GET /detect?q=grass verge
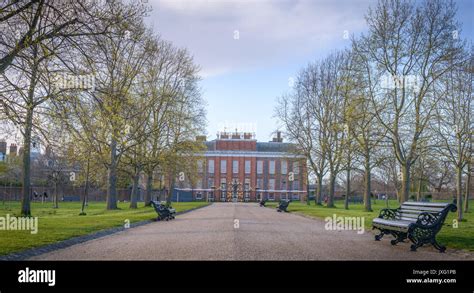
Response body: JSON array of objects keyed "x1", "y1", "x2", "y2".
[
  {"x1": 265, "y1": 199, "x2": 474, "y2": 251},
  {"x1": 0, "y1": 201, "x2": 209, "y2": 256}
]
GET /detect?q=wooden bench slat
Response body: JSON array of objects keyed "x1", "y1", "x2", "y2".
[
  {"x1": 400, "y1": 217, "x2": 418, "y2": 222},
  {"x1": 401, "y1": 202, "x2": 449, "y2": 207},
  {"x1": 401, "y1": 205, "x2": 445, "y2": 212},
  {"x1": 399, "y1": 213, "x2": 419, "y2": 219}
]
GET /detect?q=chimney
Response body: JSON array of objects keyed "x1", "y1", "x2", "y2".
[
  {"x1": 9, "y1": 144, "x2": 17, "y2": 156},
  {"x1": 220, "y1": 132, "x2": 229, "y2": 139},
  {"x1": 231, "y1": 129, "x2": 241, "y2": 139},
  {"x1": 272, "y1": 131, "x2": 283, "y2": 142}
]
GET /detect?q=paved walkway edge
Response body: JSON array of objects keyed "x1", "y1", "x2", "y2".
[{"x1": 0, "y1": 203, "x2": 212, "y2": 261}]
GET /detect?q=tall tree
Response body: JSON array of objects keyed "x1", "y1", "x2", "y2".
[{"x1": 357, "y1": 0, "x2": 464, "y2": 202}]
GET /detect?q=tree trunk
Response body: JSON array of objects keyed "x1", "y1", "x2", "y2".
[
  {"x1": 53, "y1": 181, "x2": 59, "y2": 209},
  {"x1": 144, "y1": 171, "x2": 153, "y2": 206},
  {"x1": 344, "y1": 167, "x2": 350, "y2": 210},
  {"x1": 20, "y1": 106, "x2": 33, "y2": 216},
  {"x1": 464, "y1": 161, "x2": 471, "y2": 213},
  {"x1": 106, "y1": 138, "x2": 118, "y2": 210},
  {"x1": 80, "y1": 157, "x2": 90, "y2": 215},
  {"x1": 129, "y1": 170, "x2": 139, "y2": 209},
  {"x1": 456, "y1": 166, "x2": 463, "y2": 221},
  {"x1": 167, "y1": 174, "x2": 175, "y2": 206},
  {"x1": 417, "y1": 172, "x2": 423, "y2": 202},
  {"x1": 364, "y1": 156, "x2": 372, "y2": 212},
  {"x1": 400, "y1": 163, "x2": 410, "y2": 203},
  {"x1": 327, "y1": 172, "x2": 336, "y2": 208},
  {"x1": 315, "y1": 173, "x2": 323, "y2": 205}
]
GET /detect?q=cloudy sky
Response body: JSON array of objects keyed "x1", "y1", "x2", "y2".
[{"x1": 146, "y1": 0, "x2": 473, "y2": 141}]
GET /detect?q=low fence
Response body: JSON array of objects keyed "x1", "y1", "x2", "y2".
[
  {"x1": 0, "y1": 186, "x2": 152, "y2": 202},
  {"x1": 0, "y1": 185, "x2": 456, "y2": 202}
]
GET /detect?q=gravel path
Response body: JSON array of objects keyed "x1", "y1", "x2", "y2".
[{"x1": 29, "y1": 203, "x2": 473, "y2": 260}]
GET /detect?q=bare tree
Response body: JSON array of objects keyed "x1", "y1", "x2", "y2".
[
  {"x1": 432, "y1": 56, "x2": 473, "y2": 220},
  {"x1": 357, "y1": 0, "x2": 464, "y2": 202}
]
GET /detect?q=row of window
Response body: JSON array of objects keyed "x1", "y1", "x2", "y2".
[
  {"x1": 194, "y1": 192, "x2": 301, "y2": 201},
  {"x1": 202, "y1": 159, "x2": 299, "y2": 175},
  {"x1": 191, "y1": 177, "x2": 300, "y2": 190}
]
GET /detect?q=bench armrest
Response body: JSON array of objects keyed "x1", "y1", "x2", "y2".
[
  {"x1": 378, "y1": 208, "x2": 399, "y2": 220},
  {"x1": 410, "y1": 212, "x2": 441, "y2": 230}
]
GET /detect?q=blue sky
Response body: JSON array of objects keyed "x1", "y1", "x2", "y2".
[{"x1": 148, "y1": 0, "x2": 473, "y2": 142}]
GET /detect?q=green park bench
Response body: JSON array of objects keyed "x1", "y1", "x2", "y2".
[{"x1": 277, "y1": 199, "x2": 291, "y2": 212}]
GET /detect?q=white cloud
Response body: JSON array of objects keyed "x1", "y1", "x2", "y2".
[{"x1": 147, "y1": 0, "x2": 373, "y2": 77}]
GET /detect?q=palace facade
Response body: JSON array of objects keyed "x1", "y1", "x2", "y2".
[{"x1": 173, "y1": 131, "x2": 307, "y2": 202}]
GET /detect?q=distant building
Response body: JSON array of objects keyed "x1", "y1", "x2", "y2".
[
  {"x1": 0, "y1": 140, "x2": 6, "y2": 162},
  {"x1": 173, "y1": 131, "x2": 307, "y2": 202},
  {"x1": 9, "y1": 144, "x2": 17, "y2": 156}
]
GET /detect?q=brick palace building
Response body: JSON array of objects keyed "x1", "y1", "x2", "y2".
[{"x1": 173, "y1": 131, "x2": 307, "y2": 202}]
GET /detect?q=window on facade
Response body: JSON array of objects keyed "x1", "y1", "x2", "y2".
[
  {"x1": 257, "y1": 178, "x2": 263, "y2": 189},
  {"x1": 257, "y1": 160, "x2": 263, "y2": 174},
  {"x1": 293, "y1": 180, "x2": 299, "y2": 190},
  {"x1": 232, "y1": 160, "x2": 239, "y2": 173},
  {"x1": 220, "y1": 178, "x2": 227, "y2": 199},
  {"x1": 208, "y1": 160, "x2": 214, "y2": 173},
  {"x1": 268, "y1": 179, "x2": 275, "y2": 190},
  {"x1": 195, "y1": 193, "x2": 202, "y2": 200},
  {"x1": 268, "y1": 193, "x2": 275, "y2": 201},
  {"x1": 281, "y1": 160, "x2": 287, "y2": 174},
  {"x1": 197, "y1": 160, "x2": 203, "y2": 173},
  {"x1": 281, "y1": 180, "x2": 287, "y2": 191},
  {"x1": 221, "y1": 160, "x2": 227, "y2": 173},
  {"x1": 244, "y1": 178, "x2": 250, "y2": 190},
  {"x1": 293, "y1": 161, "x2": 299, "y2": 174},
  {"x1": 245, "y1": 160, "x2": 251, "y2": 174},
  {"x1": 269, "y1": 160, "x2": 275, "y2": 174},
  {"x1": 208, "y1": 178, "x2": 214, "y2": 189},
  {"x1": 196, "y1": 179, "x2": 202, "y2": 189}
]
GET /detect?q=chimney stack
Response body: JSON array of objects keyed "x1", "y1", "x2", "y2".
[
  {"x1": 272, "y1": 131, "x2": 283, "y2": 142},
  {"x1": 9, "y1": 144, "x2": 17, "y2": 156}
]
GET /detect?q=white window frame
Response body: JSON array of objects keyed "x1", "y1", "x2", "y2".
[
  {"x1": 208, "y1": 160, "x2": 214, "y2": 174},
  {"x1": 245, "y1": 160, "x2": 251, "y2": 174},
  {"x1": 257, "y1": 160, "x2": 263, "y2": 174},
  {"x1": 232, "y1": 160, "x2": 239, "y2": 173},
  {"x1": 221, "y1": 160, "x2": 227, "y2": 173},
  {"x1": 268, "y1": 178, "x2": 275, "y2": 190},
  {"x1": 281, "y1": 160, "x2": 287, "y2": 174},
  {"x1": 293, "y1": 161, "x2": 299, "y2": 174},
  {"x1": 269, "y1": 160, "x2": 275, "y2": 175}
]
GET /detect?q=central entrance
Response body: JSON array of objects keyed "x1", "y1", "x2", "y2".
[{"x1": 231, "y1": 178, "x2": 239, "y2": 202}]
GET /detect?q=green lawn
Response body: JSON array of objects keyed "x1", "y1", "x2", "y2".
[
  {"x1": 0, "y1": 201, "x2": 209, "y2": 256},
  {"x1": 266, "y1": 199, "x2": 474, "y2": 251}
]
